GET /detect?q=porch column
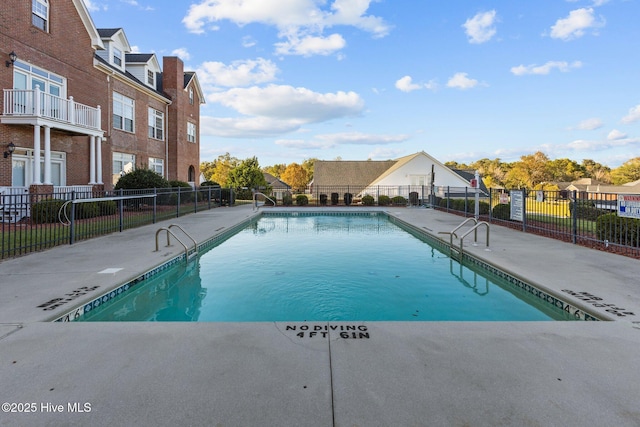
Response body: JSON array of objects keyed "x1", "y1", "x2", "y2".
[
  {"x1": 96, "y1": 136, "x2": 103, "y2": 184},
  {"x1": 89, "y1": 136, "x2": 96, "y2": 184},
  {"x1": 43, "y1": 126, "x2": 52, "y2": 185},
  {"x1": 33, "y1": 125, "x2": 42, "y2": 184}
]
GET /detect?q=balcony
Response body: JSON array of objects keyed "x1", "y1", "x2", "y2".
[{"x1": 2, "y1": 88, "x2": 102, "y2": 135}]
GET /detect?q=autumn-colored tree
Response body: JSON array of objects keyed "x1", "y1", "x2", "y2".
[
  {"x1": 206, "y1": 153, "x2": 240, "y2": 187},
  {"x1": 547, "y1": 158, "x2": 585, "y2": 182},
  {"x1": 281, "y1": 163, "x2": 309, "y2": 192},
  {"x1": 582, "y1": 159, "x2": 611, "y2": 183},
  {"x1": 469, "y1": 158, "x2": 509, "y2": 189},
  {"x1": 504, "y1": 151, "x2": 550, "y2": 189},
  {"x1": 199, "y1": 161, "x2": 217, "y2": 182},
  {"x1": 610, "y1": 157, "x2": 640, "y2": 185},
  {"x1": 263, "y1": 164, "x2": 286, "y2": 178}
]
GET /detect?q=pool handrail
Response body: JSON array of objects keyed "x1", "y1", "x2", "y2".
[
  {"x1": 253, "y1": 192, "x2": 276, "y2": 211},
  {"x1": 438, "y1": 217, "x2": 479, "y2": 248},
  {"x1": 155, "y1": 224, "x2": 198, "y2": 262},
  {"x1": 458, "y1": 221, "x2": 490, "y2": 258}
]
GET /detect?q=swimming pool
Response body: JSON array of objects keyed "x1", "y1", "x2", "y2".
[{"x1": 74, "y1": 212, "x2": 577, "y2": 322}]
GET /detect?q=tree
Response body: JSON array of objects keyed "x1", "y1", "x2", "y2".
[
  {"x1": 301, "y1": 158, "x2": 317, "y2": 183},
  {"x1": 469, "y1": 158, "x2": 509, "y2": 189},
  {"x1": 582, "y1": 159, "x2": 611, "y2": 183},
  {"x1": 227, "y1": 157, "x2": 268, "y2": 190},
  {"x1": 504, "y1": 151, "x2": 550, "y2": 189},
  {"x1": 199, "y1": 161, "x2": 217, "y2": 182},
  {"x1": 208, "y1": 153, "x2": 240, "y2": 187},
  {"x1": 610, "y1": 157, "x2": 640, "y2": 185},
  {"x1": 547, "y1": 158, "x2": 585, "y2": 182},
  {"x1": 281, "y1": 163, "x2": 309, "y2": 192},
  {"x1": 263, "y1": 164, "x2": 286, "y2": 178}
]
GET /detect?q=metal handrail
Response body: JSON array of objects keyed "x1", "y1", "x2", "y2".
[
  {"x1": 438, "y1": 217, "x2": 479, "y2": 247},
  {"x1": 155, "y1": 224, "x2": 198, "y2": 262},
  {"x1": 458, "y1": 221, "x2": 490, "y2": 258},
  {"x1": 253, "y1": 192, "x2": 276, "y2": 211}
]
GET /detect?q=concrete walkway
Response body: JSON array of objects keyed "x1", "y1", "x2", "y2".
[{"x1": 1, "y1": 205, "x2": 639, "y2": 426}]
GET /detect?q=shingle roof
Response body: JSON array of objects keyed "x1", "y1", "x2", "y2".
[
  {"x1": 97, "y1": 28, "x2": 121, "y2": 37},
  {"x1": 93, "y1": 54, "x2": 169, "y2": 100},
  {"x1": 125, "y1": 53, "x2": 154, "y2": 63},
  {"x1": 263, "y1": 172, "x2": 291, "y2": 190},
  {"x1": 313, "y1": 160, "x2": 397, "y2": 194}
]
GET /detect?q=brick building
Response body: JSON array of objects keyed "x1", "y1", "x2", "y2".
[{"x1": 0, "y1": 0, "x2": 204, "y2": 204}]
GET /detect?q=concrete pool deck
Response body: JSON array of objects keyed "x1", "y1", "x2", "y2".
[{"x1": 1, "y1": 205, "x2": 639, "y2": 426}]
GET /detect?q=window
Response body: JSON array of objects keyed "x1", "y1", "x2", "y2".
[
  {"x1": 32, "y1": 0, "x2": 48, "y2": 32},
  {"x1": 410, "y1": 175, "x2": 428, "y2": 186},
  {"x1": 148, "y1": 108, "x2": 164, "y2": 140},
  {"x1": 187, "y1": 122, "x2": 196, "y2": 143},
  {"x1": 189, "y1": 87, "x2": 194, "y2": 105},
  {"x1": 13, "y1": 61, "x2": 65, "y2": 97},
  {"x1": 147, "y1": 70, "x2": 155, "y2": 86},
  {"x1": 113, "y1": 47, "x2": 123, "y2": 67},
  {"x1": 112, "y1": 152, "x2": 135, "y2": 184},
  {"x1": 113, "y1": 92, "x2": 134, "y2": 132},
  {"x1": 149, "y1": 158, "x2": 164, "y2": 176}
]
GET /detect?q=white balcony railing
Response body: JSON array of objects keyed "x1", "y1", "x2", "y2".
[{"x1": 3, "y1": 88, "x2": 101, "y2": 131}]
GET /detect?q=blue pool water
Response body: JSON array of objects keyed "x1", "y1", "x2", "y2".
[{"x1": 77, "y1": 213, "x2": 574, "y2": 322}]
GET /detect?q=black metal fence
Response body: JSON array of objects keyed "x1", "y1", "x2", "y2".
[
  {"x1": 435, "y1": 188, "x2": 640, "y2": 259},
  {"x1": 1, "y1": 186, "x2": 232, "y2": 259},
  {"x1": 3, "y1": 184, "x2": 639, "y2": 260}
]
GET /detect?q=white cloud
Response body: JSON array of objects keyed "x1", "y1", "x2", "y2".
[
  {"x1": 395, "y1": 76, "x2": 421, "y2": 93},
  {"x1": 510, "y1": 60, "x2": 582, "y2": 76},
  {"x1": 446, "y1": 72, "x2": 479, "y2": 90},
  {"x1": 171, "y1": 48, "x2": 191, "y2": 61},
  {"x1": 196, "y1": 58, "x2": 279, "y2": 88},
  {"x1": 550, "y1": 8, "x2": 604, "y2": 41},
  {"x1": 202, "y1": 85, "x2": 365, "y2": 138},
  {"x1": 573, "y1": 118, "x2": 603, "y2": 130},
  {"x1": 275, "y1": 132, "x2": 409, "y2": 150},
  {"x1": 274, "y1": 33, "x2": 346, "y2": 56},
  {"x1": 621, "y1": 105, "x2": 640, "y2": 124},
  {"x1": 463, "y1": 10, "x2": 497, "y2": 44},
  {"x1": 129, "y1": 45, "x2": 140, "y2": 53},
  {"x1": 182, "y1": 0, "x2": 390, "y2": 56},
  {"x1": 209, "y1": 85, "x2": 364, "y2": 121},
  {"x1": 608, "y1": 129, "x2": 627, "y2": 140}
]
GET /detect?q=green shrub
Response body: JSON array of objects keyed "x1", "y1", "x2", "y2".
[
  {"x1": 295, "y1": 195, "x2": 309, "y2": 206},
  {"x1": 98, "y1": 200, "x2": 117, "y2": 216},
  {"x1": 391, "y1": 195, "x2": 407, "y2": 205},
  {"x1": 200, "y1": 180, "x2": 220, "y2": 187},
  {"x1": 114, "y1": 168, "x2": 169, "y2": 190},
  {"x1": 283, "y1": 193, "x2": 293, "y2": 206},
  {"x1": 221, "y1": 188, "x2": 235, "y2": 206},
  {"x1": 169, "y1": 180, "x2": 195, "y2": 204},
  {"x1": 378, "y1": 195, "x2": 391, "y2": 206},
  {"x1": 492, "y1": 203, "x2": 511, "y2": 220},
  {"x1": 596, "y1": 213, "x2": 640, "y2": 247},
  {"x1": 478, "y1": 201, "x2": 490, "y2": 215},
  {"x1": 76, "y1": 202, "x2": 100, "y2": 219},
  {"x1": 235, "y1": 188, "x2": 253, "y2": 200},
  {"x1": 361, "y1": 195, "x2": 375, "y2": 206},
  {"x1": 31, "y1": 199, "x2": 66, "y2": 224},
  {"x1": 570, "y1": 200, "x2": 608, "y2": 221}
]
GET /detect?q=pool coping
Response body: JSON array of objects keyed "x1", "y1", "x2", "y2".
[{"x1": 52, "y1": 208, "x2": 604, "y2": 323}]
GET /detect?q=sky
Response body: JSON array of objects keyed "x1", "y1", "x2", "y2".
[{"x1": 84, "y1": 0, "x2": 640, "y2": 168}]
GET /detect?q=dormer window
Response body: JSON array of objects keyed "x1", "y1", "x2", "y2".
[
  {"x1": 147, "y1": 70, "x2": 154, "y2": 86},
  {"x1": 32, "y1": 0, "x2": 49, "y2": 32},
  {"x1": 113, "y1": 47, "x2": 123, "y2": 67}
]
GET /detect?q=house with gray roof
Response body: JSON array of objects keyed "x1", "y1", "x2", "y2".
[{"x1": 312, "y1": 152, "x2": 487, "y2": 205}]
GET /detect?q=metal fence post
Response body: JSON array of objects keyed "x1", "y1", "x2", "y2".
[
  {"x1": 118, "y1": 189, "x2": 124, "y2": 232},
  {"x1": 176, "y1": 187, "x2": 181, "y2": 217},
  {"x1": 522, "y1": 188, "x2": 527, "y2": 232},
  {"x1": 153, "y1": 187, "x2": 157, "y2": 224},
  {"x1": 572, "y1": 190, "x2": 578, "y2": 244},
  {"x1": 69, "y1": 191, "x2": 76, "y2": 244}
]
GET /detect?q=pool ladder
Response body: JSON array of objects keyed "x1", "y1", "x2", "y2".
[
  {"x1": 155, "y1": 224, "x2": 198, "y2": 262},
  {"x1": 438, "y1": 218, "x2": 490, "y2": 260}
]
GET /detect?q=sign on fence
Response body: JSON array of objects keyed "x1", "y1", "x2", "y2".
[
  {"x1": 510, "y1": 190, "x2": 524, "y2": 222},
  {"x1": 617, "y1": 194, "x2": 640, "y2": 219}
]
